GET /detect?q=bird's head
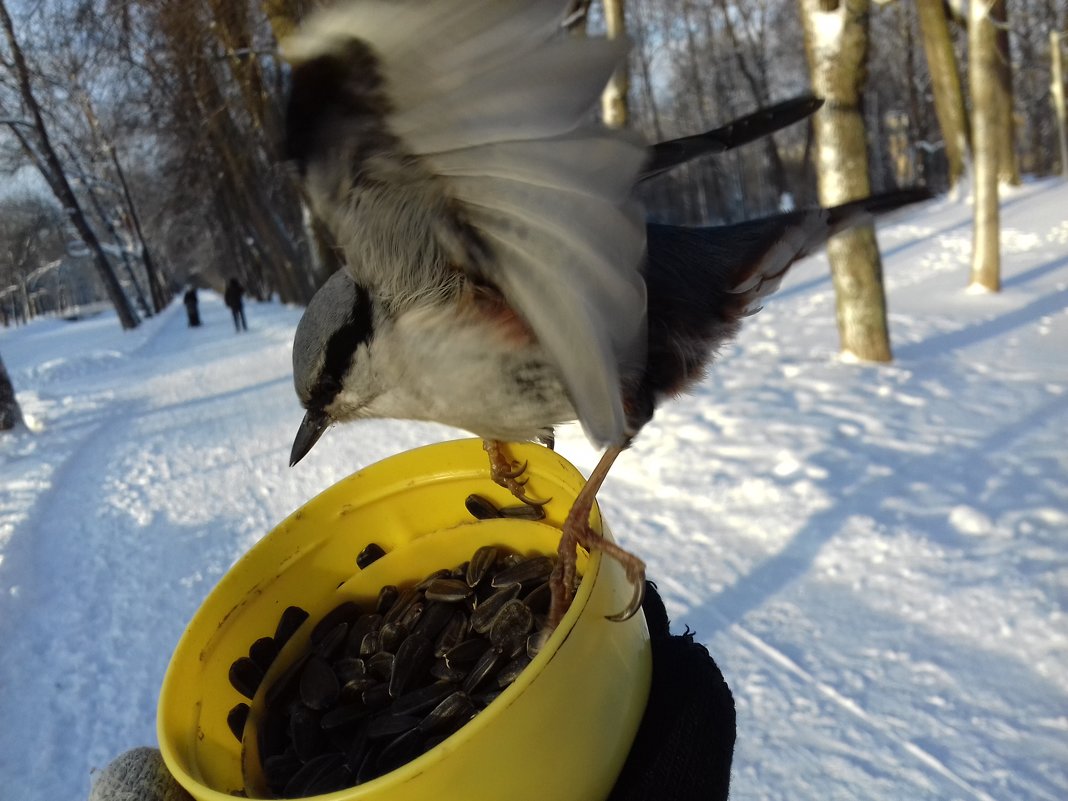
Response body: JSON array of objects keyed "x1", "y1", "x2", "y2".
[{"x1": 290, "y1": 269, "x2": 376, "y2": 466}]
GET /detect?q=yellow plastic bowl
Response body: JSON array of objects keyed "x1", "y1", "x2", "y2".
[{"x1": 158, "y1": 439, "x2": 652, "y2": 801}]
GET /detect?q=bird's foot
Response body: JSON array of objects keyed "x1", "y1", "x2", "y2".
[
  {"x1": 483, "y1": 440, "x2": 550, "y2": 506},
  {"x1": 547, "y1": 494, "x2": 646, "y2": 629}
]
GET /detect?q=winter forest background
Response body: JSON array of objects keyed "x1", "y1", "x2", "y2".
[
  {"x1": 1, "y1": 1, "x2": 1067, "y2": 800},
  {"x1": 0, "y1": 0, "x2": 1066, "y2": 332}
]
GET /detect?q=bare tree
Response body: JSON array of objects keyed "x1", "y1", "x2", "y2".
[
  {"x1": 1051, "y1": 30, "x2": 1067, "y2": 176},
  {"x1": 0, "y1": 195, "x2": 66, "y2": 321},
  {"x1": 0, "y1": 0, "x2": 139, "y2": 329},
  {"x1": 991, "y1": 0, "x2": 1021, "y2": 185},
  {"x1": 916, "y1": 0, "x2": 971, "y2": 186},
  {"x1": 799, "y1": 0, "x2": 892, "y2": 362},
  {"x1": 0, "y1": 352, "x2": 23, "y2": 431},
  {"x1": 969, "y1": 0, "x2": 1002, "y2": 292}
]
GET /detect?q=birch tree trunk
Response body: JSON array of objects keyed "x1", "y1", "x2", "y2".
[
  {"x1": 969, "y1": 0, "x2": 1002, "y2": 291},
  {"x1": 799, "y1": 0, "x2": 892, "y2": 362},
  {"x1": 916, "y1": 0, "x2": 970, "y2": 186},
  {"x1": 0, "y1": 352, "x2": 25, "y2": 432}
]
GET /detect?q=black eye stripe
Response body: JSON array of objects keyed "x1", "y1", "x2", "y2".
[{"x1": 310, "y1": 284, "x2": 373, "y2": 410}]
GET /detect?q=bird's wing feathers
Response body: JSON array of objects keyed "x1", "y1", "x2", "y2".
[
  {"x1": 283, "y1": 0, "x2": 648, "y2": 447},
  {"x1": 641, "y1": 95, "x2": 823, "y2": 182}
]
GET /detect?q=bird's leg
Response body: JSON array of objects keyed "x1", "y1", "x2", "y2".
[
  {"x1": 483, "y1": 439, "x2": 550, "y2": 506},
  {"x1": 548, "y1": 443, "x2": 646, "y2": 628}
]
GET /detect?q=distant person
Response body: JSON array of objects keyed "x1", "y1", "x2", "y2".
[
  {"x1": 224, "y1": 278, "x2": 247, "y2": 333},
  {"x1": 183, "y1": 287, "x2": 200, "y2": 328}
]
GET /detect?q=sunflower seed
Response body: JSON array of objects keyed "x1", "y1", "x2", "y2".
[
  {"x1": 284, "y1": 752, "x2": 344, "y2": 797},
  {"x1": 376, "y1": 728, "x2": 425, "y2": 774},
  {"x1": 339, "y1": 676, "x2": 376, "y2": 704},
  {"x1": 355, "y1": 744, "x2": 384, "y2": 784},
  {"x1": 465, "y1": 546, "x2": 498, "y2": 587},
  {"x1": 464, "y1": 494, "x2": 502, "y2": 520},
  {"x1": 527, "y1": 628, "x2": 551, "y2": 659},
  {"x1": 362, "y1": 682, "x2": 392, "y2": 711},
  {"x1": 228, "y1": 657, "x2": 264, "y2": 700},
  {"x1": 383, "y1": 588, "x2": 420, "y2": 625},
  {"x1": 262, "y1": 750, "x2": 301, "y2": 795},
  {"x1": 523, "y1": 581, "x2": 551, "y2": 614},
  {"x1": 470, "y1": 584, "x2": 521, "y2": 634},
  {"x1": 314, "y1": 622, "x2": 349, "y2": 660},
  {"x1": 462, "y1": 647, "x2": 504, "y2": 695},
  {"x1": 433, "y1": 610, "x2": 469, "y2": 657},
  {"x1": 429, "y1": 658, "x2": 467, "y2": 682},
  {"x1": 444, "y1": 637, "x2": 490, "y2": 668},
  {"x1": 289, "y1": 705, "x2": 325, "y2": 763},
  {"x1": 489, "y1": 599, "x2": 533, "y2": 655},
  {"x1": 498, "y1": 504, "x2": 546, "y2": 521},
  {"x1": 311, "y1": 602, "x2": 361, "y2": 645},
  {"x1": 367, "y1": 651, "x2": 395, "y2": 682},
  {"x1": 497, "y1": 654, "x2": 532, "y2": 688},
  {"x1": 415, "y1": 569, "x2": 451, "y2": 590},
  {"x1": 390, "y1": 681, "x2": 454, "y2": 717},
  {"x1": 491, "y1": 555, "x2": 554, "y2": 589},
  {"x1": 226, "y1": 703, "x2": 249, "y2": 742},
  {"x1": 356, "y1": 543, "x2": 386, "y2": 569},
  {"x1": 332, "y1": 657, "x2": 365, "y2": 685},
  {"x1": 320, "y1": 703, "x2": 368, "y2": 731},
  {"x1": 378, "y1": 621, "x2": 408, "y2": 654},
  {"x1": 367, "y1": 713, "x2": 421, "y2": 740},
  {"x1": 390, "y1": 634, "x2": 433, "y2": 697},
  {"x1": 418, "y1": 691, "x2": 475, "y2": 734},
  {"x1": 346, "y1": 614, "x2": 382, "y2": 657},
  {"x1": 358, "y1": 630, "x2": 380, "y2": 658},
  {"x1": 300, "y1": 655, "x2": 339, "y2": 711},
  {"x1": 423, "y1": 578, "x2": 473, "y2": 603},
  {"x1": 273, "y1": 606, "x2": 309, "y2": 649},
  {"x1": 399, "y1": 601, "x2": 424, "y2": 630},
  {"x1": 303, "y1": 758, "x2": 353, "y2": 796},
  {"x1": 412, "y1": 600, "x2": 454, "y2": 640},
  {"x1": 248, "y1": 637, "x2": 278, "y2": 674},
  {"x1": 376, "y1": 585, "x2": 399, "y2": 616}
]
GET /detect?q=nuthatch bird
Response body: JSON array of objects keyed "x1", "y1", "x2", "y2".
[{"x1": 283, "y1": 0, "x2": 927, "y2": 625}]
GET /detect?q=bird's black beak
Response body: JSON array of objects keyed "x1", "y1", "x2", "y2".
[{"x1": 290, "y1": 410, "x2": 330, "y2": 466}]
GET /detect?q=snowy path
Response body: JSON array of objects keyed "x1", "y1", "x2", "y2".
[{"x1": 1, "y1": 183, "x2": 1066, "y2": 800}]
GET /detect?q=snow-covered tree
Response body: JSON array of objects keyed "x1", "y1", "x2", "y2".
[{"x1": 798, "y1": 0, "x2": 893, "y2": 361}]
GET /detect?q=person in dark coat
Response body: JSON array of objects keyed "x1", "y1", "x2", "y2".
[
  {"x1": 183, "y1": 287, "x2": 200, "y2": 327},
  {"x1": 224, "y1": 278, "x2": 247, "y2": 332}
]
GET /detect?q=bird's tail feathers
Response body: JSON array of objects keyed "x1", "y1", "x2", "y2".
[{"x1": 638, "y1": 188, "x2": 932, "y2": 412}]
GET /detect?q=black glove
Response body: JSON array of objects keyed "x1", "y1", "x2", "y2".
[{"x1": 607, "y1": 582, "x2": 736, "y2": 801}]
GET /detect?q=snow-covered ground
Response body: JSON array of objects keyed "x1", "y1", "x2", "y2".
[{"x1": 1, "y1": 181, "x2": 1066, "y2": 801}]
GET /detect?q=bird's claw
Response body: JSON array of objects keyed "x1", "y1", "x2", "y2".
[
  {"x1": 605, "y1": 569, "x2": 646, "y2": 622},
  {"x1": 495, "y1": 459, "x2": 528, "y2": 480},
  {"x1": 485, "y1": 442, "x2": 552, "y2": 506}
]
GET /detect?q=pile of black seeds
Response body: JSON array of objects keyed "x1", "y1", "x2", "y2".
[{"x1": 228, "y1": 543, "x2": 557, "y2": 798}]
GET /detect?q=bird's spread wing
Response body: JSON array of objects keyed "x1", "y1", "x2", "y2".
[{"x1": 283, "y1": 0, "x2": 648, "y2": 447}]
